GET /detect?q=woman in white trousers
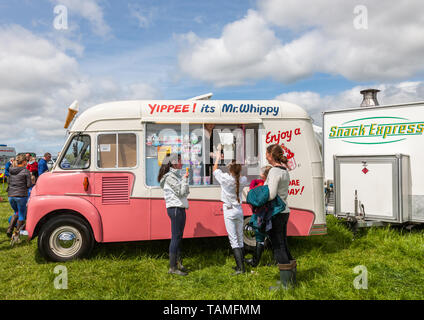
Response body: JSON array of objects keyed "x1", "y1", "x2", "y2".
[{"x1": 212, "y1": 148, "x2": 248, "y2": 275}]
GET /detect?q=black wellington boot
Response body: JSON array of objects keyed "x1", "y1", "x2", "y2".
[
  {"x1": 232, "y1": 247, "x2": 246, "y2": 271},
  {"x1": 177, "y1": 253, "x2": 188, "y2": 273},
  {"x1": 246, "y1": 242, "x2": 264, "y2": 267},
  {"x1": 168, "y1": 253, "x2": 187, "y2": 276},
  {"x1": 6, "y1": 215, "x2": 18, "y2": 238},
  {"x1": 232, "y1": 248, "x2": 245, "y2": 275}
]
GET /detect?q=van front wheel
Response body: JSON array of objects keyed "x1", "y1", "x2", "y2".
[{"x1": 38, "y1": 215, "x2": 94, "y2": 262}]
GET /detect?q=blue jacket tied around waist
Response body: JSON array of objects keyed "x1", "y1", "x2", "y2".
[{"x1": 246, "y1": 185, "x2": 286, "y2": 235}]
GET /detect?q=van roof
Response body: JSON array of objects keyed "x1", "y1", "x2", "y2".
[{"x1": 70, "y1": 100, "x2": 310, "y2": 132}]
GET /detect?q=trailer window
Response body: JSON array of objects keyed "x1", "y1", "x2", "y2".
[
  {"x1": 60, "y1": 134, "x2": 91, "y2": 170},
  {"x1": 145, "y1": 123, "x2": 260, "y2": 186},
  {"x1": 97, "y1": 133, "x2": 137, "y2": 168}
]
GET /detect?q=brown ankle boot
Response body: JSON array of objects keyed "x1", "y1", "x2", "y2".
[{"x1": 6, "y1": 215, "x2": 18, "y2": 238}]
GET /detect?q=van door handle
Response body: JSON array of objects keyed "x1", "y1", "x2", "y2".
[{"x1": 83, "y1": 177, "x2": 89, "y2": 191}]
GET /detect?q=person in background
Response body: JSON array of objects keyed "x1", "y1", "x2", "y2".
[
  {"x1": 27, "y1": 156, "x2": 38, "y2": 182},
  {"x1": 213, "y1": 146, "x2": 249, "y2": 275},
  {"x1": 265, "y1": 144, "x2": 296, "y2": 289},
  {"x1": 204, "y1": 123, "x2": 217, "y2": 178},
  {"x1": 38, "y1": 152, "x2": 51, "y2": 177},
  {"x1": 25, "y1": 153, "x2": 31, "y2": 162},
  {"x1": 6, "y1": 155, "x2": 33, "y2": 238},
  {"x1": 158, "y1": 153, "x2": 190, "y2": 276},
  {"x1": 4, "y1": 157, "x2": 14, "y2": 182},
  {"x1": 249, "y1": 165, "x2": 272, "y2": 190}
]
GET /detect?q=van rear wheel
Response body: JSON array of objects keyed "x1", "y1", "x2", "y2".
[
  {"x1": 243, "y1": 216, "x2": 256, "y2": 251},
  {"x1": 38, "y1": 214, "x2": 94, "y2": 262}
]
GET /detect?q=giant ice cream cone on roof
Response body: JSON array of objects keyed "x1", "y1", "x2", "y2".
[{"x1": 64, "y1": 100, "x2": 79, "y2": 129}]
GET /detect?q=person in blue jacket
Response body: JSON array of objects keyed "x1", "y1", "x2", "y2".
[
  {"x1": 4, "y1": 157, "x2": 14, "y2": 179},
  {"x1": 38, "y1": 153, "x2": 51, "y2": 176}
]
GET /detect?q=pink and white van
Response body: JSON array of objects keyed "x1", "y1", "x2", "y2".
[{"x1": 26, "y1": 98, "x2": 326, "y2": 261}]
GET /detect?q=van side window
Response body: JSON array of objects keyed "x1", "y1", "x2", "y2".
[
  {"x1": 97, "y1": 133, "x2": 137, "y2": 168},
  {"x1": 118, "y1": 133, "x2": 137, "y2": 168},
  {"x1": 145, "y1": 123, "x2": 203, "y2": 186},
  {"x1": 60, "y1": 134, "x2": 91, "y2": 170}
]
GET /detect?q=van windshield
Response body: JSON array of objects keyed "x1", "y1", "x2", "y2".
[{"x1": 60, "y1": 134, "x2": 91, "y2": 170}]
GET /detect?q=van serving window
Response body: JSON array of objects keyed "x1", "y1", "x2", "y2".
[
  {"x1": 97, "y1": 133, "x2": 137, "y2": 169},
  {"x1": 145, "y1": 123, "x2": 260, "y2": 187},
  {"x1": 60, "y1": 134, "x2": 91, "y2": 170}
]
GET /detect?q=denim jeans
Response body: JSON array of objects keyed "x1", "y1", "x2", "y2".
[
  {"x1": 167, "y1": 207, "x2": 186, "y2": 255},
  {"x1": 8, "y1": 196, "x2": 28, "y2": 221},
  {"x1": 267, "y1": 212, "x2": 293, "y2": 264}
]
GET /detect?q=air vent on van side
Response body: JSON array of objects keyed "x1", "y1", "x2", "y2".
[{"x1": 102, "y1": 176, "x2": 130, "y2": 205}]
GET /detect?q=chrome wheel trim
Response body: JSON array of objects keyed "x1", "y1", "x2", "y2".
[
  {"x1": 243, "y1": 217, "x2": 257, "y2": 247},
  {"x1": 49, "y1": 226, "x2": 83, "y2": 258}
]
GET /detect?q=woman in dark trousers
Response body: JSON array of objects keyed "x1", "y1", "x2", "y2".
[
  {"x1": 264, "y1": 144, "x2": 296, "y2": 289},
  {"x1": 6, "y1": 155, "x2": 33, "y2": 238},
  {"x1": 158, "y1": 154, "x2": 190, "y2": 276}
]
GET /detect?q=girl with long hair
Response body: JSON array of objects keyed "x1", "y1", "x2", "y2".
[
  {"x1": 158, "y1": 153, "x2": 190, "y2": 276},
  {"x1": 212, "y1": 147, "x2": 248, "y2": 275},
  {"x1": 265, "y1": 143, "x2": 296, "y2": 289}
]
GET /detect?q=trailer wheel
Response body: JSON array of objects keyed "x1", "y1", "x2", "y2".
[
  {"x1": 243, "y1": 216, "x2": 256, "y2": 251},
  {"x1": 38, "y1": 214, "x2": 94, "y2": 262}
]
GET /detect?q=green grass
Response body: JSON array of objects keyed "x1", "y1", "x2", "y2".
[{"x1": 0, "y1": 183, "x2": 424, "y2": 300}]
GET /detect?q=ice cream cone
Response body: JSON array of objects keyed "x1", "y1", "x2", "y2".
[{"x1": 64, "y1": 100, "x2": 79, "y2": 129}]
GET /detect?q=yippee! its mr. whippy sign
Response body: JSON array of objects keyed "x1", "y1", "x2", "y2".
[
  {"x1": 142, "y1": 101, "x2": 281, "y2": 119},
  {"x1": 328, "y1": 116, "x2": 424, "y2": 145}
]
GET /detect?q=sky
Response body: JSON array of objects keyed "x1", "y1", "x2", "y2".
[{"x1": 1, "y1": 0, "x2": 424, "y2": 155}]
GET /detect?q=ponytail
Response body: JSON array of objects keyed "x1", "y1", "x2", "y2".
[{"x1": 229, "y1": 160, "x2": 242, "y2": 203}]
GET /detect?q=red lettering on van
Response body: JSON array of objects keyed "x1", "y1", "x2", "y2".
[
  {"x1": 149, "y1": 104, "x2": 157, "y2": 115},
  {"x1": 265, "y1": 132, "x2": 275, "y2": 144},
  {"x1": 289, "y1": 179, "x2": 300, "y2": 186},
  {"x1": 148, "y1": 103, "x2": 196, "y2": 113},
  {"x1": 266, "y1": 129, "x2": 301, "y2": 144}
]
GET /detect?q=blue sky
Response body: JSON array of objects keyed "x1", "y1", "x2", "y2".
[{"x1": 1, "y1": 0, "x2": 424, "y2": 154}]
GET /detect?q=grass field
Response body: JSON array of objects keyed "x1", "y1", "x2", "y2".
[{"x1": 0, "y1": 184, "x2": 424, "y2": 300}]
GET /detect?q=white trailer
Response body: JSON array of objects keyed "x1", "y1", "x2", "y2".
[{"x1": 323, "y1": 100, "x2": 424, "y2": 225}]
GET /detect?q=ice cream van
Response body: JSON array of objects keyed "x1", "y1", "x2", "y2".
[{"x1": 26, "y1": 96, "x2": 325, "y2": 261}]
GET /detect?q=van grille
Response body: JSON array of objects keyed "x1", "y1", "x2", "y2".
[{"x1": 102, "y1": 176, "x2": 130, "y2": 205}]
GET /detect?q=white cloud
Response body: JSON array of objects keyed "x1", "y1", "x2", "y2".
[
  {"x1": 194, "y1": 16, "x2": 203, "y2": 24},
  {"x1": 0, "y1": 25, "x2": 160, "y2": 155},
  {"x1": 127, "y1": 83, "x2": 160, "y2": 100},
  {"x1": 276, "y1": 81, "x2": 424, "y2": 125},
  {"x1": 178, "y1": 10, "x2": 280, "y2": 86},
  {"x1": 129, "y1": 4, "x2": 156, "y2": 29},
  {"x1": 51, "y1": 0, "x2": 111, "y2": 37},
  {"x1": 178, "y1": 0, "x2": 424, "y2": 86}
]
